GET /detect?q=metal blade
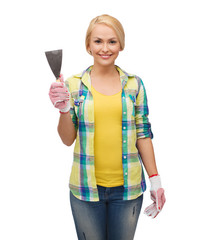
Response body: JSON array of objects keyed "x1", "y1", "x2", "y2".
[{"x1": 45, "y1": 49, "x2": 62, "y2": 79}]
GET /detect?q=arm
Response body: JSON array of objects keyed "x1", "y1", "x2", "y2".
[
  {"x1": 57, "y1": 77, "x2": 78, "y2": 146},
  {"x1": 136, "y1": 137, "x2": 158, "y2": 177},
  {"x1": 58, "y1": 112, "x2": 77, "y2": 146},
  {"x1": 137, "y1": 137, "x2": 166, "y2": 218},
  {"x1": 135, "y1": 78, "x2": 165, "y2": 218},
  {"x1": 135, "y1": 78, "x2": 156, "y2": 175},
  {"x1": 49, "y1": 75, "x2": 78, "y2": 146}
]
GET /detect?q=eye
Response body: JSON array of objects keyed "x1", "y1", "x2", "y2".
[
  {"x1": 110, "y1": 40, "x2": 117, "y2": 44},
  {"x1": 94, "y1": 40, "x2": 101, "y2": 43}
]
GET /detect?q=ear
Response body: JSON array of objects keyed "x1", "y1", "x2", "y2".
[
  {"x1": 87, "y1": 42, "x2": 91, "y2": 52},
  {"x1": 118, "y1": 43, "x2": 123, "y2": 52}
]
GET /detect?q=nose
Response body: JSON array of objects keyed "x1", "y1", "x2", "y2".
[{"x1": 102, "y1": 43, "x2": 109, "y2": 52}]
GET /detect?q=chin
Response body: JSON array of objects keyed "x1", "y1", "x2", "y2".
[{"x1": 95, "y1": 57, "x2": 118, "y2": 66}]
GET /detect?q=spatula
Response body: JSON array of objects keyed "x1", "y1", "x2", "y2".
[{"x1": 45, "y1": 49, "x2": 62, "y2": 82}]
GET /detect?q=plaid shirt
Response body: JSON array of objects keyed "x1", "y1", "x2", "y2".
[{"x1": 65, "y1": 65, "x2": 153, "y2": 202}]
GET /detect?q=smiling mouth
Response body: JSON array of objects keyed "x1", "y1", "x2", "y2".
[{"x1": 99, "y1": 54, "x2": 112, "y2": 59}]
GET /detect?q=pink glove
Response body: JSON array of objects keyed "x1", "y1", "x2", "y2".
[
  {"x1": 49, "y1": 74, "x2": 71, "y2": 112},
  {"x1": 144, "y1": 175, "x2": 166, "y2": 218}
]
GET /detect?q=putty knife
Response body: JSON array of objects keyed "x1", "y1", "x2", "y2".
[{"x1": 45, "y1": 49, "x2": 62, "y2": 81}]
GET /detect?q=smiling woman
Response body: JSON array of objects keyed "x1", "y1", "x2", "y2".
[
  {"x1": 48, "y1": 13, "x2": 166, "y2": 240},
  {"x1": 87, "y1": 23, "x2": 122, "y2": 68},
  {"x1": 85, "y1": 14, "x2": 125, "y2": 52}
]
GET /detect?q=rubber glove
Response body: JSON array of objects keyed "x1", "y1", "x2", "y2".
[
  {"x1": 144, "y1": 175, "x2": 166, "y2": 218},
  {"x1": 49, "y1": 74, "x2": 72, "y2": 113}
]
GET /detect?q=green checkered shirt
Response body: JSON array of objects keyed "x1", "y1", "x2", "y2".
[{"x1": 65, "y1": 65, "x2": 153, "y2": 201}]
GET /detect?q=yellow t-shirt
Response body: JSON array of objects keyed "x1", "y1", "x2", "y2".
[{"x1": 91, "y1": 84, "x2": 124, "y2": 187}]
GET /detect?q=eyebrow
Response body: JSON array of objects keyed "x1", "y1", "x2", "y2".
[{"x1": 92, "y1": 37, "x2": 117, "y2": 40}]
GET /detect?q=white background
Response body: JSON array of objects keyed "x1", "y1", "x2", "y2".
[{"x1": 1, "y1": 0, "x2": 208, "y2": 239}]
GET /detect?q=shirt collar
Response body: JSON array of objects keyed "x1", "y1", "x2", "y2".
[{"x1": 77, "y1": 65, "x2": 135, "y2": 90}]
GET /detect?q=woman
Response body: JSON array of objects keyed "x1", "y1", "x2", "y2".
[{"x1": 49, "y1": 14, "x2": 165, "y2": 240}]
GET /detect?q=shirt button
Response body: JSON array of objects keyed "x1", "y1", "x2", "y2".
[
  {"x1": 124, "y1": 156, "x2": 127, "y2": 159},
  {"x1": 123, "y1": 140, "x2": 126, "y2": 143},
  {"x1": 123, "y1": 127, "x2": 126, "y2": 129},
  {"x1": 123, "y1": 112, "x2": 126, "y2": 114},
  {"x1": 125, "y1": 172, "x2": 128, "y2": 175}
]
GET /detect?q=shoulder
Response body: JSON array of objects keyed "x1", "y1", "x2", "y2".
[
  {"x1": 65, "y1": 71, "x2": 83, "y2": 92},
  {"x1": 65, "y1": 65, "x2": 92, "y2": 90},
  {"x1": 65, "y1": 71, "x2": 82, "y2": 83},
  {"x1": 118, "y1": 65, "x2": 143, "y2": 91},
  {"x1": 117, "y1": 65, "x2": 141, "y2": 80}
]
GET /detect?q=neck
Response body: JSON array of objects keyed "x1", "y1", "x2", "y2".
[{"x1": 90, "y1": 63, "x2": 118, "y2": 77}]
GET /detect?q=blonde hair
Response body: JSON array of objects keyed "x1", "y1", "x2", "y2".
[{"x1": 85, "y1": 14, "x2": 125, "y2": 53}]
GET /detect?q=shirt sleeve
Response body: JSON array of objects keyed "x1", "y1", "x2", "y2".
[
  {"x1": 135, "y1": 79, "x2": 153, "y2": 139},
  {"x1": 65, "y1": 78, "x2": 78, "y2": 132}
]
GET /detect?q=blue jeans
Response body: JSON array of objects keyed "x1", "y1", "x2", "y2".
[{"x1": 69, "y1": 185, "x2": 143, "y2": 240}]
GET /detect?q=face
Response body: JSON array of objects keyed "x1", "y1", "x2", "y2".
[{"x1": 87, "y1": 24, "x2": 122, "y2": 67}]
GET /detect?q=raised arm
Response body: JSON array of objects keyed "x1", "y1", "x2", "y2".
[
  {"x1": 49, "y1": 75, "x2": 77, "y2": 146},
  {"x1": 58, "y1": 112, "x2": 77, "y2": 146}
]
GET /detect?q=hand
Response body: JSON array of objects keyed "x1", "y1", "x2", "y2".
[
  {"x1": 49, "y1": 74, "x2": 71, "y2": 112},
  {"x1": 144, "y1": 175, "x2": 166, "y2": 218}
]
